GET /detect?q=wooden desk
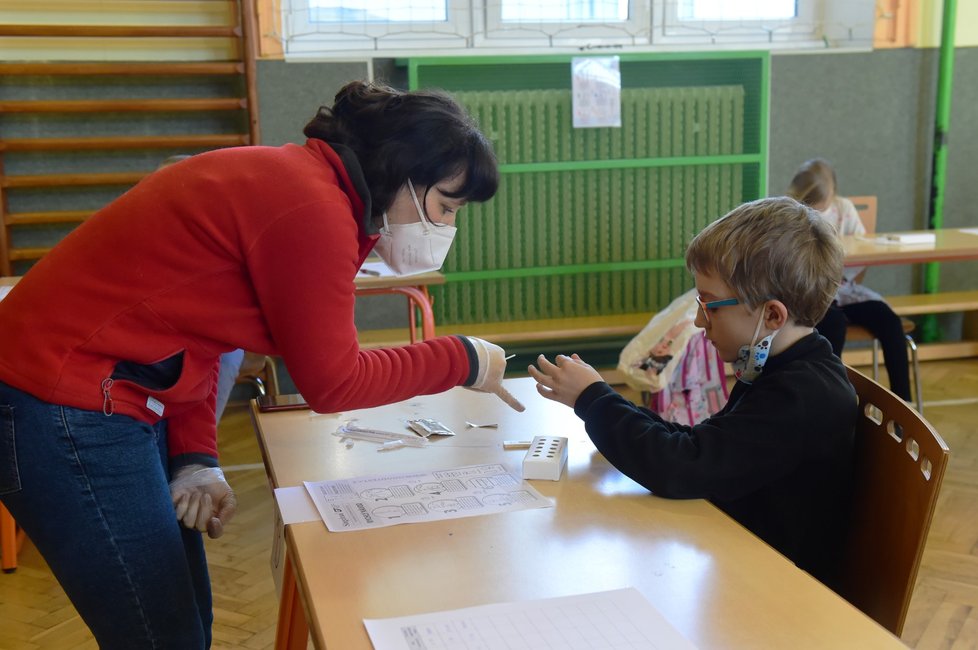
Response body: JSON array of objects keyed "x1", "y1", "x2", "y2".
[
  {"x1": 842, "y1": 228, "x2": 978, "y2": 267},
  {"x1": 252, "y1": 378, "x2": 906, "y2": 649},
  {"x1": 355, "y1": 270, "x2": 444, "y2": 343}
]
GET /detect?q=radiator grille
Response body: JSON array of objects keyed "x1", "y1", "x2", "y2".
[{"x1": 434, "y1": 86, "x2": 747, "y2": 324}]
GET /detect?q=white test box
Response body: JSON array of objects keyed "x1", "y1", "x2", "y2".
[{"x1": 522, "y1": 435, "x2": 569, "y2": 481}]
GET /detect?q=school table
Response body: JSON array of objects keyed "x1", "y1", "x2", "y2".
[
  {"x1": 251, "y1": 377, "x2": 907, "y2": 650},
  {"x1": 842, "y1": 227, "x2": 978, "y2": 267}
]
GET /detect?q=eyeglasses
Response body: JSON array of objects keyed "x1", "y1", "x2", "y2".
[{"x1": 695, "y1": 295, "x2": 740, "y2": 323}]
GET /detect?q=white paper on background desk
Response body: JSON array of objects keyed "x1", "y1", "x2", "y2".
[
  {"x1": 0, "y1": 286, "x2": 12, "y2": 301},
  {"x1": 363, "y1": 587, "x2": 698, "y2": 650},
  {"x1": 303, "y1": 463, "x2": 552, "y2": 532},
  {"x1": 358, "y1": 259, "x2": 396, "y2": 277},
  {"x1": 960, "y1": 228, "x2": 978, "y2": 236},
  {"x1": 864, "y1": 233, "x2": 936, "y2": 246}
]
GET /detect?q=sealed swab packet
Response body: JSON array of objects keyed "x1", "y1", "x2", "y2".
[
  {"x1": 334, "y1": 423, "x2": 428, "y2": 448},
  {"x1": 407, "y1": 418, "x2": 456, "y2": 438}
]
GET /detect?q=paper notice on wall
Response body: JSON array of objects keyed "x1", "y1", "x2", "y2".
[{"x1": 571, "y1": 56, "x2": 622, "y2": 129}]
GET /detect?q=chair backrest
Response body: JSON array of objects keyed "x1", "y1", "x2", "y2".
[
  {"x1": 848, "y1": 195, "x2": 878, "y2": 234},
  {"x1": 837, "y1": 365, "x2": 949, "y2": 635}
]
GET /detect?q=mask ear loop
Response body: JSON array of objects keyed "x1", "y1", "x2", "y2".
[
  {"x1": 407, "y1": 181, "x2": 433, "y2": 234},
  {"x1": 747, "y1": 304, "x2": 767, "y2": 350}
]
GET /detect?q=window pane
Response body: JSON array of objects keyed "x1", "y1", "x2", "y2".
[
  {"x1": 500, "y1": 0, "x2": 630, "y2": 22},
  {"x1": 309, "y1": 1, "x2": 447, "y2": 23},
  {"x1": 678, "y1": 0, "x2": 796, "y2": 20}
]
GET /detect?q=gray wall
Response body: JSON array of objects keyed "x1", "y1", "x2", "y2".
[{"x1": 769, "y1": 47, "x2": 978, "y2": 297}]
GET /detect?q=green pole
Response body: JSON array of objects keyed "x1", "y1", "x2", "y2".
[{"x1": 922, "y1": 0, "x2": 957, "y2": 341}]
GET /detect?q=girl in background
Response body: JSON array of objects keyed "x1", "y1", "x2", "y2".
[{"x1": 788, "y1": 158, "x2": 911, "y2": 401}]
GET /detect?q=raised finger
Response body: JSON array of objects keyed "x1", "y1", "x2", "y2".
[
  {"x1": 526, "y1": 364, "x2": 550, "y2": 384},
  {"x1": 535, "y1": 354, "x2": 559, "y2": 372}
]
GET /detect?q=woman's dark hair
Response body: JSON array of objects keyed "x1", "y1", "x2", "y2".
[{"x1": 304, "y1": 80, "x2": 498, "y2": 216}]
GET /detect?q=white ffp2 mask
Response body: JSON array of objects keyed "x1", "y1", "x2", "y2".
[{"x1": 373, "y1": 182, "x2": 457, "y2": 276}]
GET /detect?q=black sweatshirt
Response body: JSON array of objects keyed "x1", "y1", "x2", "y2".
[{"x1": 575, "y1": 332, "x2": 857, "y2": 587}]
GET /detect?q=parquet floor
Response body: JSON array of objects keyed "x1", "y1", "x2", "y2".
[{"x1": 1, "y1": 359, "x2": 977, "y2": 649}]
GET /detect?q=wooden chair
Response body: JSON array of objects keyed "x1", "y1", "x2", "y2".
[
  {"x1": 837, "y1": 365, "x2": 950, "y2": 636},
  {"x1": 847, "y1": 196, "x2": 922, "y2": 412}
]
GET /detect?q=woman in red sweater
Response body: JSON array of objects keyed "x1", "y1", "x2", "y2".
[{"x1": 0, "y1": 80, "x2": 520, "y2": 649}]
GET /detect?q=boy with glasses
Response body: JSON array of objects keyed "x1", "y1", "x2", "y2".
[{"x1": 528, "y1": 197, "x2": 856, "y2": 589}]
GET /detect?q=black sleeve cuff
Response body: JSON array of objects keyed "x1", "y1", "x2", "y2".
[
  {"x1": 573, "y1": 381, "x2": 616, "y2": 419},
  {"x1": 456, "y1": 335, "x2": 480, "y2": 386},
  {"x1": 170, "y1": 453, "x2": 220, "y2": 475}
]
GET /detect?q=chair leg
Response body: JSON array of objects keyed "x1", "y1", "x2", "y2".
[
  {"x1": 871, "y1": 339, "x2": 880, "y2": 381},
  {"x1": 1, "y1": 502, "x2": 19, "y2": 573},
  {"x1": 262, "y1": 357, "x2": 281, "y2": 397},
  {"x1": 906, "y1": 334, "x2": 922, "y2": 413},
  {"x1": 250, "y1": 376, "x2": 267, "y2": 397}
]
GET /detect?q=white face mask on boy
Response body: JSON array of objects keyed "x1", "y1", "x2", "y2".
[
  {"x1": 373, "y1": 182, "x2": 457, "y2": 276},
  {"x1": 733, "y1": 308, "x2": 780, "y2": 385}
]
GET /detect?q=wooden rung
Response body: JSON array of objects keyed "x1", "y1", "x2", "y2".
[
  {"x1": 0, "y1": 25, "x2": 240, "y2": 38},
  {"x1": 2, "y1": 172, "x2": 146, "y2": 188},
  {"x1": 5, "y1": 210, "x2": 94, "y2": 226},
  {"x1": 0, "y1": 98, "x2": 246, "y2": 113},
  {"x1": 0, "y1": 134, "x2": 250, "y2": 152},
  {"x1": 0, "y1": 62, "x2": 243, "y2": 76},
  {"x1": 9, "y1": 247, "x2": 52, "y2": 262}
]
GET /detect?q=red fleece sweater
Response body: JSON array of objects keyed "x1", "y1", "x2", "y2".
[{"x1": 0, "y1": 140, "x2": 473, "y2": 466}]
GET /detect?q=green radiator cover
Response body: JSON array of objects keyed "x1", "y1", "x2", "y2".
[{"x1": 405, "y1": 53, "x2": 769, "y2": 326}]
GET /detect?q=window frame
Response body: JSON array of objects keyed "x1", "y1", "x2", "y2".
[
  {"x1": 474, "y1": 0, "x2": 652, "y2": 49},
  {"x1": 652, "y1": 1, "x2": 820, "y2": 47},
  {"x1": 281, "y1": 0, "x2": 471, "y2": 56},
  {"x1": 277, "y1": 0, "x2": 873, "y2": 58}
]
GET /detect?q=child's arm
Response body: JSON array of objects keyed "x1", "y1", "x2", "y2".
[{"x1": 528, "y1": 353, "x2": 604, "y2": 408}]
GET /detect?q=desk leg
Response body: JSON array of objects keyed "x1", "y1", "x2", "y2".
[{"x1": 275, "y1": 552, "x2": 310, "y2": 650}]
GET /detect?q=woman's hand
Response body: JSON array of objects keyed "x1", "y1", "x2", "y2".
[
  {"x1": 528, "y1": 353, "x2": 604, "y2": 409},
  {"x1": 169, "y1": 465, "x2": 237, "y2": 539},
  {"x1": 466, "y1": 337, "x2": 525, "y2": 412}
]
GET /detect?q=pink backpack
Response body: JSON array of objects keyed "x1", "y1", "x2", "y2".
[{"x1": 647, "y1": 330, "x2": 729, "y2": 425}]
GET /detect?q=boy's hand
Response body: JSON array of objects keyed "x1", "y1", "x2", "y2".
[{"x1": 528, "y1": 353, "x2": 604, "y2": 408}]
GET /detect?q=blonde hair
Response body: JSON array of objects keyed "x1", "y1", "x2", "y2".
[
  {"x1": 786, "y1": 158, "x2": 837, "y2": 208},
  {"x1": 685, "y1": 197, "x2": 843, "y2": 326}
]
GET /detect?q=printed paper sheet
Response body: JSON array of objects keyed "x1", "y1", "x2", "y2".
[
  {"x1": 363, "y1": 587, "x2": 697, "y2": 650},
  {"x1": 303, "y1": 463, "x2": 552, "y2": 532}
]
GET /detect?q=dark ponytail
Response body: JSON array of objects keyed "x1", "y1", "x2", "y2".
[{"x1": 304, "y1": 81, "x2": 498, "y2": 216}]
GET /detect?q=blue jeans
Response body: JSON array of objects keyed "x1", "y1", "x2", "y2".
[
  {"x1": 0, "y1": 382, "x2": 212, "y2": 649},
  {"x1": 216, "y1": 348, "x2": 245, "y2": 422}
]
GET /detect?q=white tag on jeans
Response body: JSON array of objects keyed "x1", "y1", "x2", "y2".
[{"x1": 146, "y1": 396, "x2": 165, "y2": 417}]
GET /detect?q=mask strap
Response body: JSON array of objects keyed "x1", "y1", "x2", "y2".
[
  {"x1": 406, "y1": 181, "x2": 433, "y2": 233},
  {"x1": 748, "y1": 305, "x2": 767, "y2": 349},
  {"x1": 380, "y1": 211, "x2": 392, "y2": 234}
]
